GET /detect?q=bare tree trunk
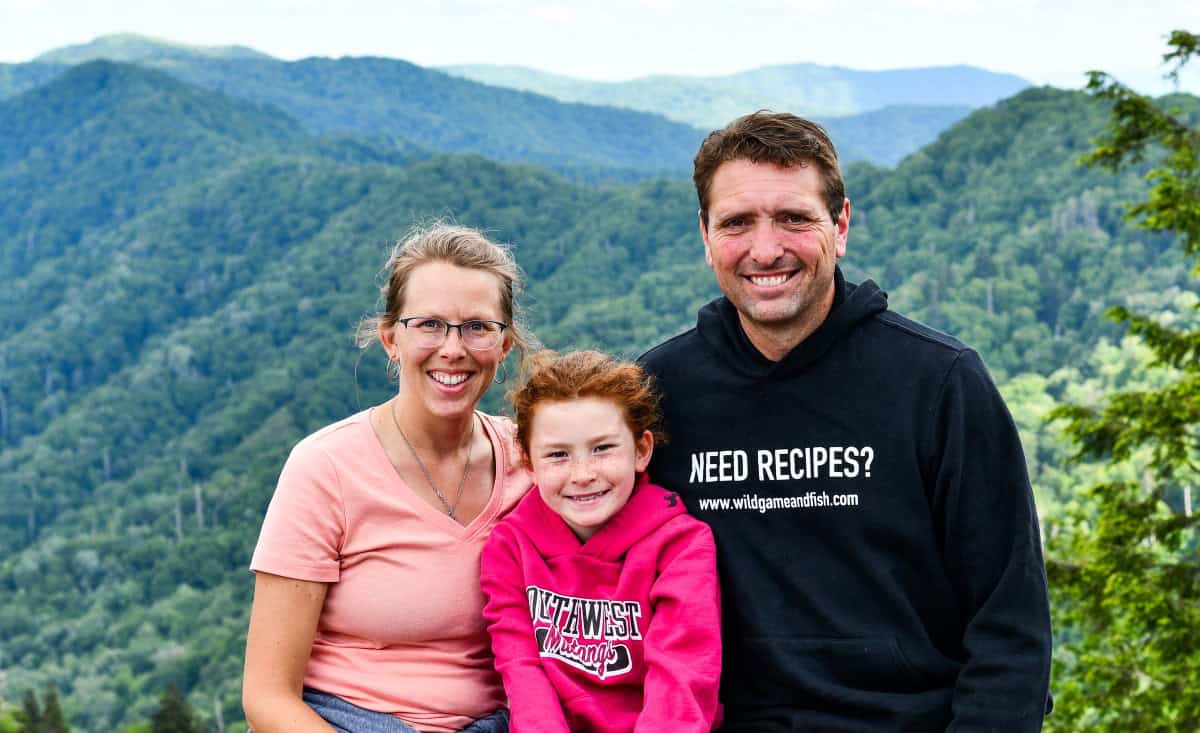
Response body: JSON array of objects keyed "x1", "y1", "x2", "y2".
[
  {"x1": 25, "y1": 484, "x2": 37, "y2": 543},
  {"x1": 194, "y1": 482, "x2": 205, "y2": 530}
]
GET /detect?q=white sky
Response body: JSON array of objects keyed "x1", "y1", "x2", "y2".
[{"x1": 2, "y1": 0, "x2": 1198, "y2": 93}]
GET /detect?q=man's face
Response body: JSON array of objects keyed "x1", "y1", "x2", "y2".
[{"x1": 701, "y1": 158, "x2": 849, "y2": 348}]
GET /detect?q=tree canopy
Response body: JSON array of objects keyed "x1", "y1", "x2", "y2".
[{"x1": 1046, "y1": 29, "x2": 1200, "y2": 732}]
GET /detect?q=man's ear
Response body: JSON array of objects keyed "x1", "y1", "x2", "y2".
[
  {"x1": 835, "y1": 198, "x2": 850, "y2": 258},
  {"x1": 699, "y1": 209, "x2": 714, "y2": 267}
]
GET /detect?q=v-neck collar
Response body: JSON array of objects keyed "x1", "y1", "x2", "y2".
[{"x1": 367, "y1": 408, "x2": 506, "y2": 541}]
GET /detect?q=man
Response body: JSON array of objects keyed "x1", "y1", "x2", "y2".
[{"x1": 640, "y1": 112, "x2": 1052, "y2": 731}]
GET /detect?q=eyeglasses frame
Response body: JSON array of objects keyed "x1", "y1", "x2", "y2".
[{"x1": 396, "y1": 316, "x2": 510, "y2": 351}]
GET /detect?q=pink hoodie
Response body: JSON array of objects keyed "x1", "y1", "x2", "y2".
[{"x1": 480, "y1": 474, "x2": 722, "y2": 733}]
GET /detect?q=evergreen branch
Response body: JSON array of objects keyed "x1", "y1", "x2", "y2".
[{"x1": 1163, "y1": 30, "x2": 1200, "y2": 82}]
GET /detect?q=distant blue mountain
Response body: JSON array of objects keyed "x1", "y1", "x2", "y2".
[{"x1": 440, "y1": 62, "x2": 1031, "y2": 128}]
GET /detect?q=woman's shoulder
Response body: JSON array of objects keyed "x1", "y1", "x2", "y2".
[
  {"x1": 295, "y1": 410, "x2": 369, "y2": 451},
  {"x1": 478, "y1": 410, "x2": 514, "y2": 434},
  {"x1": 289, "y1": 409, "x2": 376, "y2": 464},
  {"x1": 477, "y1": 411, "x2": 517, "y2": 457}
]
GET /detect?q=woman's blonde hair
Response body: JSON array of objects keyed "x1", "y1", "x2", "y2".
[{"x1": 357, "y1": 223, "x2": 534, "y2": 379}]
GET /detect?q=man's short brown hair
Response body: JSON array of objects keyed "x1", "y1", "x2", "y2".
[{"x1": 693, "y1": 111, "x2": 845, "y2": 226}]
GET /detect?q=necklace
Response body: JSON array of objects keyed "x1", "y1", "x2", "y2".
[{"x1": 390, "y1": 401, "x2": 474, "y2": 520}]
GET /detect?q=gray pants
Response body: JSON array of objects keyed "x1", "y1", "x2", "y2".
[{"x1": 303, "y1": 689, "x2": 509, "y2": 733}]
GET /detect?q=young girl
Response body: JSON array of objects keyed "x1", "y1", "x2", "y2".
[{"x1": 480, "y1": 350, "x2": 722, "y2": 733}]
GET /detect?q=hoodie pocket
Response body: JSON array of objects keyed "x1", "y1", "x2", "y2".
[{"x1": 725, "y1": 636, "x2": 926, "y2": 705}]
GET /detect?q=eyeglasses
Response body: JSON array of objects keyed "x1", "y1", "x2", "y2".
[{"x1": 397, "y1": 317, "x2": 509, "y2": 350}]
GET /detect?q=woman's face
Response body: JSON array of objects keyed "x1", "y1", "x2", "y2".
[{"x1": 384, "y1": 261, "x2": 512, "y2": 421}]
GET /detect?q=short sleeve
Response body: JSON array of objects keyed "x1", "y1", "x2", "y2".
[{"x1": 249, "y1": 439, "x2": 346, "y2": 582}]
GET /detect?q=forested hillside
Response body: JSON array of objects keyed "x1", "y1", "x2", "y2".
[
  {"x1": 2, "y1": 37, "x2": 704, "y2": 179},
  {"x1": 0, "y1": 62, "x2": 60, "y2": 99},
  {"x1": 821, "y1": 104, "x2": 972, "y2": 165},
  {"x1": 0, "y1": 55, "x2": 1195, "y2": 731}
]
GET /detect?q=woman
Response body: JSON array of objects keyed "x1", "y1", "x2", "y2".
[{"x1": 243, "y1": 224, "x2": 534, "y2": 733}]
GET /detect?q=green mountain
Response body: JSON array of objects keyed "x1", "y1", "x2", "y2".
[
  {"x1": 0, "y1": 61, "x2": 61, "y2": 98},
  {"x1": 34, "y1": 32, "x2": 270, "y2": 64},
  {"x1": 821, "y1": 104, "x2": 972, "y2": 166},
  {"x1": 440, "y1": 62, "x2": 1030, "y2": 126},
  {"x1": 0, "y1": 56, "x2": 1196, "y2": 732},
  {"x1": 6, "y1": 36, "x2": 704, "y2": 178},
  {"x1": 8, "y1": 34, "x2": 1014, "y2": 170}
]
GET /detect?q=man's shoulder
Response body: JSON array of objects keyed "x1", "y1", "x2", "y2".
[
  {"x1": 865, "y1": 311, "x2": 1002, "y2": 396},
  {"x1": 639, "y1": 326, "x2": 704, "y2": 373},
  {"x1": 868, "y1": 310, "x2": 972, "y2": 359}
]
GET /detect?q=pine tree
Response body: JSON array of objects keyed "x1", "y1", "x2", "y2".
[
  {"x1": 37, "y1": 687, "x2": 69, "y2": 733},
  {"x1": 16, "y1": 690, "x2": 39, "y2": 733},
  {"x1": 149, "y1": 686, "x2": 201, "y2": 733},
  {"x1": 1047, "y1": 29, "x2": 1200, "y2": 732}
]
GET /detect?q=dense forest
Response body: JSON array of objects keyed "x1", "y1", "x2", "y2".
[{"x1": 0, "y1": 38, "x2": 1196, "y2": 731}]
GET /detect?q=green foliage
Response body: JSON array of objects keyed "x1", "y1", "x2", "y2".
[
  {"x1": 11, "y1": 685, "x2": 70, "y2": 733},
  {"x1": 851, "y1": 86, "x2": 1199, "y2": 378},
  {"x1": 1045, "y1": 30, "x2": 1200, "y2": 731},
  {"x1": 16, "y1": 690, "x2": 38, "y2": 733},
  {"x1": 36, "y1": 687, "x2": 68, "y2": 733},
  {"x1": 149, "y1": 686, "x2": 202, "y2": 733}
]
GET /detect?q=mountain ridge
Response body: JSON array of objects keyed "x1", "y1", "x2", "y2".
[
  {"x1": 34, "y1": 32, "x2": 270, "y2": 64},
  {"x1": 10, "y1": 36, "x2": 705, "y2": 178},
  {"x1": 8, "y1": 34, "x2": 1030, "y2": 169},
  {"x1": 440, "y1": 60, "x2": 1031, "y2": 127}
]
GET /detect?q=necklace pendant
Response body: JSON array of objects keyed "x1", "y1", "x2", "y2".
[{"x1": 390, "y1": 402, "x2": 475, "y2": 520}]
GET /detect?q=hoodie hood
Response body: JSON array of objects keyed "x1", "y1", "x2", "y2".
[
  {"x1": 697, "y1": 266, "x2": 888, "y2": 379},
  {"x1": 505, "y1": 473, "x2": 688, "y2": 561}
]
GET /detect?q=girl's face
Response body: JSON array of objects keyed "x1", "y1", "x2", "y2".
[
  {"x1": 528, "y1": 396, "x2": 653, "y2": 542},
  {"x1": 382, "y1": 261, "x2": 511, "y2": 422}
]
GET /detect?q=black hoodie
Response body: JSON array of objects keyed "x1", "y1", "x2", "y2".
[{"x1": 641, "y1": 268, "x2": 1051, "y2": 732}]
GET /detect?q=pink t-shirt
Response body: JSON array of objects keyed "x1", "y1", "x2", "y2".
[{"x1": 250, "y1": 409, "x2": 531, "y2": 733}]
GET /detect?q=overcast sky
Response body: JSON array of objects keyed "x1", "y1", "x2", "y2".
[{"x1": 2, "y1": 0, "x2": 1198, "y2": 93}]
